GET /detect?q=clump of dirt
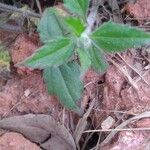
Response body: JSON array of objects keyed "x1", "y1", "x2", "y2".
[
  {"x1": 0, "y1": 33, "x2": 60, "y2": 119},
  {"x1": 0, "y1": 132, "x2": 40, "y2": 150},
  {"x1": 83, "y1": 69, "x2": 103, "y2": 99},
  {"x1": 0, "y1": 30, "x2": 18, "y2": 47},
  {"x1": 101, "y1": 130, "x2": 150, "y2": 150},
  {"x1": 0, "y1": 72, "x2": 60, "y2": 118},
  {"x1": 10, "y1": 33, "x2": 39, "y2": 75},
  {"x1": 124, "y1": 0, "x2": 150, "y2": 24},
  {"x1": 10, "y1": 34, "x2": 39, "y2": 64}
]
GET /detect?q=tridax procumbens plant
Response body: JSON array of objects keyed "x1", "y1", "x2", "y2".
[{"x1": 19, "y1": 0, "x2": 150, "y2": 114}]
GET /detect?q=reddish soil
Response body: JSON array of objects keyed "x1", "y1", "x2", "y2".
[
  {"x1": 0, "y1": 0, "x2": 150, "y2": 149},
  {"x1": 0, "y1": 27, "x2": 150, "y2": 150},
  {"x1": 125, "y1": 0, "x2": 150, "y2": 24},
  {"x1": 0, "y1": 132, "x2": 40, "y2": 150}
]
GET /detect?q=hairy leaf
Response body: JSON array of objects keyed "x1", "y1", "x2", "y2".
[
  {"x1": 63, "y1": 0, "x2": 89, "y2": 20},
  {"x1": 43, "y1": 62, "x2": 83, "y2": 114},
  {"x1": 91, "y1": 21, "x2": 150, "y2": 52},
  {"x1": 38, "y1": 8, "x2": 68, "y2": 43},
  {"x1": 77, "y1": 48, "x2": 91, "y2": 73},
  {"x1": 77, "y1": 45, "x2": 108, "y2": 73},
  {"x1": 88, "y1": 46, "x2": 108, "y2": 72},
  {"x1": 23, "y1": 38, "x2": 75, "y2": 69},
  {"x1": 64, "y1": 17, "x2": 85, "y2": 36}
]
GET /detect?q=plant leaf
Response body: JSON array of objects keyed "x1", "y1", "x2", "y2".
[
  {"x1": 63, "y1": 0, "x2": 89, "y2": 20},
  {"x1": 43, "y1": 62, "x2": 83, "y2": 114},
  {"x1": 64, "y1": 16, "x2": 86, "y2": 37},
  {"x1": 88, "y1": 46, "x2": 108, "y2": 72},
  {"x1": 23, "y1": 38, "x2": 75, "y2": 69},
  {"x1": 38, "y1": 8, "x2": 68, "y2": 43},
  {"x1": 77, "y1": 48, "x2": 91, "y2": 73},
  {"x1": 91, "y1": 21, "x2": 150, "y2": 52},
  {"x1": 77, "y1": 46, "x2": 108, "y2": 74}
]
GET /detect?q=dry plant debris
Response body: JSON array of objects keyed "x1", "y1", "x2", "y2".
[{"x1": 0, "y1": 114, "x2": 76, "y2": 150}]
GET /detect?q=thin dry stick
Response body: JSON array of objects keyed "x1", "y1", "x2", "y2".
[
  {"x1": 84, "y1": 81, "x2": 96, "y2": 88},
  {"x1": 132, "y1": 70, "x2": 150, "y2": 85},
  {"x1": 81, "y1": 87, "x2": 101, "y2": 150},
  {"x1": 84, "y1": 127, "x2": 150, "y2": 133},
  {"x1": 117, "y1": 53, "x2": 149, "y2": 85},
  {"x1": 74, "y1": 99, "x2": 95, "y2": 150},
  {"x1": 0, "y1": 23, "x2": 22, "y2": 32},
  {"x1": 0, "y1": 2, "x2": 41, "y2": 18},
  {"x1": 2, "y1": 101, "x2": 22, "y2": 118},
  {"x1": 35, "y1": 0, "x2": 42, "y2": 15},
  {"x1": 128, "y1": 70, "x2": 150, "y2": 91},
  {"x1": 107, "y1": 56, "x2": 138, "y2": 90},
  {"x1": 81, "y1": 124, "x2": 95, "y2": 150},
  {"x1": 100, "y1": 111, "x2": 150, "y2": 146},
  {"x1": 94, "y1": 108, "x2": 137, "y2": 116},
  {"x1": 143, "y1": 55, "x2": 150, "y2": 63},
  {"x1": 83, "y1": 112, "x2": 150, "y2": 148},
  {"x1": 2, "y1": 90, "x2": 38, "y2": 118},
  {"x1": 95, "y1": 132, "x2": 102, "y2": 150},
  {"x1": 62, "y1": 107, "x2": 66, "y2": 126}
]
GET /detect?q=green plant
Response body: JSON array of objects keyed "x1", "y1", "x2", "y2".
[
  {"x1": 0, "y1": 45, "x2": 10, "y2": 69},
  {"x1": 19, "y1": 0, "x2": 150, "y2": 114}
]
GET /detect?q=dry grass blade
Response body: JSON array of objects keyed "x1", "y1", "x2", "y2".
[
  {"x1": 100, "y1": 111, "x2": 150, "y2": 146},
  {"x1": 117, "y1": 53, "x2": 149, "y2": 86},
  {"x1": 133, "y1": 70, "x2": 150, "y2": 86},
  {"x1": 82, "y1": 111, "x2": 150, "y2": 147},
  {"x1": 84, "y1": 127, "x2": 150, "y2": 133},
  {"x1": 35, "y1": 0, "x2": 42, "y2": 15},
  {"x1": 74, "y1": 99, "x2": 95, "y2": 149},
  {"x1": 0, "y1": 2, "x2": 41, "y2": 18},
  {"x1": 107, "y1": 56, "x2": 138, "y2": 90}
]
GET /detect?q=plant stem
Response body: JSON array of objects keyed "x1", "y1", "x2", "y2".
[
  {"x1": 86, "y1": 0, "x2": 101, "y2": 34},
  {"x1": 80, "y1": 0, "x2": 101, "y2": 49},
  {"x1": 0, "y1": 23, "x2": 22, "y2": 32}
]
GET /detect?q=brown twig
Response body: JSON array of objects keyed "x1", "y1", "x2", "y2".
[
  {"x1": 35, "y1": 0, "x2": 42, "y2": 15},
  {"x1": 0, "y1": 23, "x2": 22, "y2": 32},
  {"x1": 0, "y1": 2, "x2": 41, "y2": 18}
]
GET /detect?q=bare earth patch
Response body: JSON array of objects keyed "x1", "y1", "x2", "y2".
[
  {"x1": 0, "y1": 72, "x2": 59, "y2": 118},
  {"x1": 0, "y1": 132, "x2": 40, "y2": 150},
  {"x1": 125, "y1": 0, "x2": 150, "y2": 24}
]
